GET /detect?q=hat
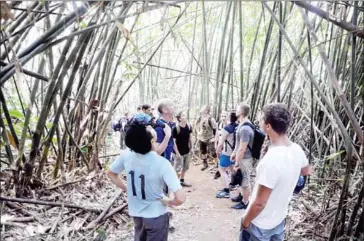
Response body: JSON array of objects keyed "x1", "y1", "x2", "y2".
[{"x1": 133, "y1": 113, "x2": 152, "y2": 125}]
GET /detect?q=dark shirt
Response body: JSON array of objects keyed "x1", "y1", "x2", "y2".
[{"x1": 172, "y1": 124, "x2": 192, "y2": 156}]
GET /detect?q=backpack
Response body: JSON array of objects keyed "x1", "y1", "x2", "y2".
[
  {"x1": 224, "y1": 123, "x2": 239, "y2": 152},
  {"x1": 242, "y1": 122, "x2": 266, "y2": 159},
  {"x1": 196, "y1": 116, "x2": 213, "y2": 129}
]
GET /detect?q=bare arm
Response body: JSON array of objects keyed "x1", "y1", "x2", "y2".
[
  {"x1": 242, "y1": 185, "x2": 272, "y2": 228},
  {"x1": 165, "y1": 189, "x2": 186, "y2": 206},
  {"x1": 156, "y1": 135, "x2": 171, "y2": 155},
  {"x1": 156, "y1": 125, "x2": 172, "y2": 155},
  {"x1": 106, "y1": 170, "x2": 127, "y2": 192},
  {"x1": 173, "y1": 138, "x2": 181, "y2": 156},
  {"x1": 301, "y1": 164, "x2": 314, "y2": 176}
]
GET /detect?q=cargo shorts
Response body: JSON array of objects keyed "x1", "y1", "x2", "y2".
[
  {"x1": 174, "y1": 153, "x2": 191, "y2": 172},
  {"x1": 240, "y1": 158, "x2": 253, "y2": 188}
]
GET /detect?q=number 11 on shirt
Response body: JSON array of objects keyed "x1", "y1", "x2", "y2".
[{"x1": 129, "y1": 171, "x2": 146, "y2": 200}]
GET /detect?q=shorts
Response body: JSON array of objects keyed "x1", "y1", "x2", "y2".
[
  {"x1": 199, "y1": 140, "x2": 217, "y2": 158},
  {"x1": 240, "y1": 158, "x2": 253, "y2": 188},
  {"x1": 174, "y1": 153, "x2": 190, "y2": 172},
  {"x1": 240, "y1": 219, "x2": 285, "y2": 241},
  {"x1": 219, "y1": 154, "x2": 234, "y2": 168},
  {"x1": 133, "y1": 212, "x2": 169, "y2": 241}
]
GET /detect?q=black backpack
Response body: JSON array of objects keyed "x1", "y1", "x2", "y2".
[{"x1": 242, "y1": 122, "x2": 266, "y2": 159}]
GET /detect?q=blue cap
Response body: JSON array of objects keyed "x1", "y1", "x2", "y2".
[{"x1": 133, "y1": 113, "x2": 152, "y2": 125}]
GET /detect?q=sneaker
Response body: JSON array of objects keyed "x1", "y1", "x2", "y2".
[
  {"x1": 231, "y1": 202, "x2": 249, "y2": 210},
  {"x1": 201, "y1": 161, "x2": 208, "y2": 171},
  {"x1": 216, "y1": 190, "x2": 230, "y2": 198},
  {"x1": 214, "y1": 170, "x2": 221, "y2": 179},
  {"x1": 181, "y1": 181, "x2": 192, "y2": 187},
  {"x1": 231, "y1": 193, "x2": 243, "y2": 203}
]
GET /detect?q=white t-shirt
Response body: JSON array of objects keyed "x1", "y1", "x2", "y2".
[{"x1": 248, "y1": 143, "x2": 308, "y2": 229}]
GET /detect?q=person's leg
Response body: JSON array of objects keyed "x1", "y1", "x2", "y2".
[
  {"x1": 232, "y1": 159, "x2": 252, "y2": 209},
  {"x1": 180, "y1": 154, "x2": 192, "y2": 187},
  {"x1": 242, "y1": 158, "x2": 253, "y2": 204},
  {"x1": 174, "y1": 155, "x2": 183, "y2": 180},
  {"x1": 200, "y1": 141, "x2": 209, "y2": 171},
  {"x1": 144, "y1": 213, "x2": 169, "y2": 241},
  {"x1": 216, "y1": 155, "x2": 231, "y2": 198},
  {"x1": 133, "y1": 217, "x2": 147, "y2": 241}
]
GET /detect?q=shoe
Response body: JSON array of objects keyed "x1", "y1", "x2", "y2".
[
  {"x1": 201, "y1": 161, "x2": 208, "y2": 171},
  {"x1": 169, "y1": 225, "x2": 176, "y2": 233},
  {"x1": 214, "y1": 170, "x2": 221, "y2": 179},
  {"x1": 216, "y1": 190, "x2": 230, "y2": 198},
  {"x1": 231, "y1": 202, "x2": 249, "y2": 210},
  {"x1": 181, "y1": 181, "x2": 192, "y2": 187},
  {"x1": 231, "y1": 193, "x2": 243, "y2": 203}
]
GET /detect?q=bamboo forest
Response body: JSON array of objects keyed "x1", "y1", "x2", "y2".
[{"x1": 0, "y1": 1, "x2": 363, "y2": 241}]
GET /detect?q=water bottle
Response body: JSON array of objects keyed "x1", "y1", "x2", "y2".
[{"x1": 294, "y1": 176, "x2": 305, "y2": 194}]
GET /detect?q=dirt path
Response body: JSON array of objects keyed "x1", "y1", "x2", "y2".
[{"x1": 169, "y1": 163, "x2": 242, "y2": 241}]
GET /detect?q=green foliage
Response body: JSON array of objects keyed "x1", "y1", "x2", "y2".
[
  {"x1": 326, "y1": 150, "x2": 345, "y2": 160},
  {"x1": 9, "y1": 109, "x2": 23, "y2": 119},
  {"x1": 79, "y1": 21, "x2": 87, "y2": 30}
]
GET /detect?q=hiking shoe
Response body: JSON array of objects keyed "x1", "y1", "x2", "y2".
[
  {"x1": 181, "y1": 181, "x2": 192, "y2": 187},
  {"x1": 214, "y1": 170, "x2": 221, "y2": 179},
  {"x1": 216, "y1": 190, "x2": 230, "y2": 198},
  {"x1": 231, "y1": 193, "x2": 243, "y2": 203},
  {"x1": 201, "y1": 161, "x2": 208, "y2": 171},
  {"x1": 231, "y1": 202, "x2": 249, "y2": 210},
  {"x1": 169, "y1": 225, "x2": 176, "y2": 233}
]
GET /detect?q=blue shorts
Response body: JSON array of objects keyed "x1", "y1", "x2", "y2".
[{"x1": 219, "y1": 154, "x2": 233, "y2": 168}]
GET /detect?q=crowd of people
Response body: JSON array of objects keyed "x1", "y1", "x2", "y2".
[{"x1": 107, "y1": 99, "x2": 313, "y2": 241}]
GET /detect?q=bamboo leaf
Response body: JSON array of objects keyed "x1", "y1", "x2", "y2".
[
  {"x1": 9, "y1": 109, "x2": 23, "y2": 119},
  {"x1": 327, "y1": 150, "x2": 345, "y2": 160}
]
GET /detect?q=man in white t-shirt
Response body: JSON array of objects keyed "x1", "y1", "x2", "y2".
[{"x1": 240, "y1": 103, "x2": 313, "y2": 241}]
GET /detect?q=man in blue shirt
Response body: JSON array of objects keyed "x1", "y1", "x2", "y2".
[
  {"x1": 154, "y1": 99, "x2": 175, "y2": 162},
  {"x1": 107, "y1": 123, "x2": 185, "y2": 241}
]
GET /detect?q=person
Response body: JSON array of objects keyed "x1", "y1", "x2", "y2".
[
  {"x1": 154, "y1": 99, "x2": 175, "y2": 162},
  {"x1": 231, "y1": 102, "x2": 254, "y2": 210},
  {"x1": 137, "y1": 105, "x2": 142, "y2": 113},
  {"x1": 215, "y1": 111, "x2": 228, "y2": 145},
  {"x1": 195, "y1": 105, "x2": 218, "y2": 171},
  {"x1": 142, "y1": 104, "x2": 153, "y2": 116},
  {"x1": 111, "y1": 110, "x2": 130, "y2": 150},
  {"x1": 240, "y1": 103, "x2": 313, "y2": 241},
  {"x1": 106, "y1": 122, "x2": 186, "y2": 241},
  {"x1": 172, "y1": 111, "x2": 193, "y2": 187},
  {"x1": 213, "y1": 111, "x2": 229, "y2": 179},
  {"x1": 215, "y1": 111, "x2": 238, "y2": 198}
]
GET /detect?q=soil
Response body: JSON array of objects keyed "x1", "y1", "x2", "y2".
[{"x1": 168, "y1": 163, "x2": 242, "y2": 241}]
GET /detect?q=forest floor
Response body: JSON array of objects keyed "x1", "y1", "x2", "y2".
[{"x1": 0, "y1": 158, "x2": 319, "y2": 241}]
